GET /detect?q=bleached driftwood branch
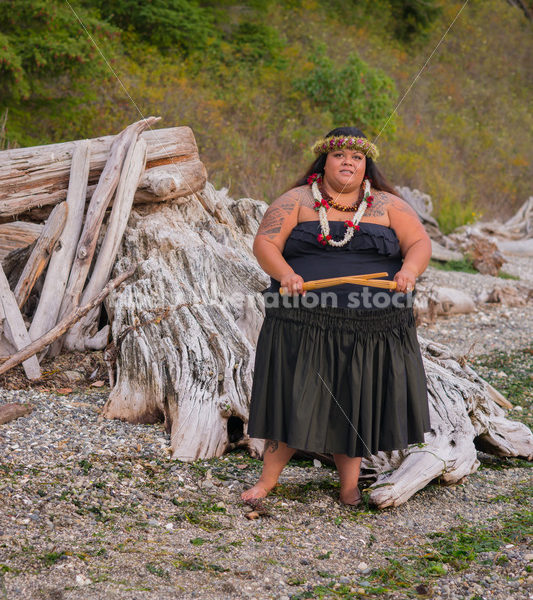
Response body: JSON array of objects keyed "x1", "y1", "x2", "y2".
[
  {"x1": 13, "y1": 201, "x2": 67, "y2": 309},
  {"x1": 64, "y1": 137, "x2": 147, "y2": 351},
  {"x1": 57, "y1": 118, "x2": 157, "y2": 328},
  {"x1": 0, "y1": 263, "x2": 41, "y2": 380},
  {"x1": 28, "y1": 140, "x2": 91, "y2": 348}
]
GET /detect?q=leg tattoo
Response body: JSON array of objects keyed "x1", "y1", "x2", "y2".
[{"x1": 265, "y1": 440, "x2": 279, "y2": 453}]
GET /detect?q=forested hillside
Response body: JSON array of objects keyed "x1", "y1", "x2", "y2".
[{"x1": 1, "y1": 0, "x2": 532, "y2": 232}]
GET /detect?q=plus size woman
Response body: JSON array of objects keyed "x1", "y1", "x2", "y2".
[{"x1": 242, "y1": 126, "x2": 432, "y2": 507}]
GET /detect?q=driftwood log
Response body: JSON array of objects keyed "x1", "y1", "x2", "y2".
[
  {"x1": 13, "y1": 201, "x2": 67, "y2": 309},
  {"x1": 64, "y1": 137, "x2": 147, "y2": 351},
  {"x1": 359, "y1": 338, "x2": 532, "y2": 507},
  {"x1": 0, "y1": 126, "x2": 207, "y2": 219},
  {"x1": 28, "y1": 140, "x2": 91, "y2": 346},
  {"x1": 100, "y1": 183, "x2": 533, "y2": 507},
  {"x1": 101, "y1": 183, "x2": 268, "y2": 459}
]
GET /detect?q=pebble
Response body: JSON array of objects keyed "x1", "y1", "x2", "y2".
[{"x1": 75, "y1": 574, "x2": 91, "y2": 586}]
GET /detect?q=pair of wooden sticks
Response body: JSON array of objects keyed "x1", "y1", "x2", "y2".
[{"x1": 279, "y1": 272, "x2": 397, "y2": 295}]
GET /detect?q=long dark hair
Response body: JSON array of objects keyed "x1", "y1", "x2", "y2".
[{"x1": 291, "y1": 126, "x2": 398, "y2": 195}]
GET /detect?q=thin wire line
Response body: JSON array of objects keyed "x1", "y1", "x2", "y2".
[
  {"x1": 64, "y1": 0, "x2": 199, "y2": 200},
  {"x1": 315, "y1": 370, "x2": 373, "y2": 459},
  {"x1": 327, "y1": 0, "x2": 471, "y2": 202},
  {"x1": 373, "y1": 0, "x2": 471, "y2": 143}
]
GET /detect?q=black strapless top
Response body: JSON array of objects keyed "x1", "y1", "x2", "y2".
[{"x1": 262, "y1": 221, "x2": 408, "y2": 309}]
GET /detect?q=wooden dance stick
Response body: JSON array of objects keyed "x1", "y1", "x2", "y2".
[{"x1": 279, "y1": 273, "x2": 398, "y2": 295}]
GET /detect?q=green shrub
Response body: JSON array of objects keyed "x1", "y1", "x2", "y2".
[
  {"x1": 0, "y1": 0, "x2": 112, "y2": 101},
  {"x1": 294, "y1": 47, "x2": 397, "y2": 136}
]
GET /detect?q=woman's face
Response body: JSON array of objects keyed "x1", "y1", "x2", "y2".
[{"x1": 323, "y1": 148, "x2": 366, "y2": 193}]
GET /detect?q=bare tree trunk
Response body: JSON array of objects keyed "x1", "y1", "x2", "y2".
[
  {"x1": 0, "y1": 123, "x2": 208, "y2": 217},
  {"x1": 101, "y1": 183, "x2": 268, "y2": 458}
]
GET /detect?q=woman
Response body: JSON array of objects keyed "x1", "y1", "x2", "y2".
[{"x1": 242, "y1": 126, "x2": 432, "y2": 507}]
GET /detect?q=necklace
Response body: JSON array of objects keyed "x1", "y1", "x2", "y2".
[
  {"x1": 307, "y1": 173, "x2": 373, "y2": 247},
  {"x1": 318, "y1": 182, "x2": 364, "y2": 212}
]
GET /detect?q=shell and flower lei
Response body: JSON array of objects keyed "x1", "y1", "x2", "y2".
[{"x1": 306, "y1": 173, "x2": 373, "y2": 247}]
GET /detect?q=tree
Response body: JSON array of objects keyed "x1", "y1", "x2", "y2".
[{"x1": 0, "y1": 0, "x2": 113, "y2": 103}]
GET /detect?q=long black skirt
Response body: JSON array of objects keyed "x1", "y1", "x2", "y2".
[{"x1": 247, "y1": 303, "x2": 431, "y2": 458}]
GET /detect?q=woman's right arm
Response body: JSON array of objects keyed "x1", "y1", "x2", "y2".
[{"x1": 253, "y1": 187, "x2": 306, "y2": 296}]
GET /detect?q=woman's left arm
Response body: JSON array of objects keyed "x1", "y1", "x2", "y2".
[{"x1": 387, "y1": 195, "x2": 432, "y2": 293}]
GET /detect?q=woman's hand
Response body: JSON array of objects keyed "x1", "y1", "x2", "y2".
[
  {"x1": 394, "y1": 266, "x2": 417, "y2": 293},
  {"x1": 280, "y1": 272, "x2": 306, "y2": 296}
]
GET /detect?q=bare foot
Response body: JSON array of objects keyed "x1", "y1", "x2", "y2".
[
  {"x1": 339, "y1": 488, "x2": 362, "y2": 506},
  {"x1": 241, "y1": 480, "x2": 275, "y2": 503}
]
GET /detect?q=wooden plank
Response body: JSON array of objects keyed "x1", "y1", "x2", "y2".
[{"x1": 0, "y1": 263, "x2": 41, "y2": 379}]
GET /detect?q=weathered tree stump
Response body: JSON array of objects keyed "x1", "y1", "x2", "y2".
[
  {"x1": 101, "y1": 182, "x2": 533, "y2": 506},
  {"x1": 101, "y1": 182, "x2": 268, "y2": 459}
]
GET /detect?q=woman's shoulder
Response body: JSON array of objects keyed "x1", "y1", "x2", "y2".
[
  {"x1": 273, "y1": 185, "x2": 314, "y2": 208},
  {"x1": 283, "y1": 184, "x2": 312, "y2": 200},
  {"x1": 370, "y1": 188, "x2": 416, "y2": 217}
]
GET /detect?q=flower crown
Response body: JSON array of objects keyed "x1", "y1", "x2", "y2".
[{"x1": 312, "y1": 135, "x2": 379, "y2": 161}]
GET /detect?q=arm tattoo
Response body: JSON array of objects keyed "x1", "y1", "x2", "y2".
[
  {"x1": 390, "y1": 197, "x2": 419, "y2": 218},
  {"x1": 364, "y1": 189, "x2": 388, "y2": 216},
  {"x1": 296, "y1": 186, "x2": 316, "y2": 211},
  {"x1": 256, "y1": 189, "x2": 300, "y2": 240},
  {"x1": 265, "y1": 440, "x2": 279, "y2": 453}
]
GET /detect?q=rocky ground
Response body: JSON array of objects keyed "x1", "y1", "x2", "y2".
[{"x1": 0, "y1": 251, "x2": 532, "y2": 600}]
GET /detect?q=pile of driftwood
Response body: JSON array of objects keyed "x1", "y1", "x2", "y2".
[
  {"x1": 0, "y1": 118, "x2": 206, "y2": 380},
  {"x1": 0, "y1": 121, "x2": 531, "y2": 508}
]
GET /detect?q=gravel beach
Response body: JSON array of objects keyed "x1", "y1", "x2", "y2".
[{"x1": 1, "y1": 251, "x2": 531, "y2": 600}]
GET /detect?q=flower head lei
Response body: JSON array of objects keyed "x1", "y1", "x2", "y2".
[
  {"x1": 306, "y1": 173, "x2": 373, "y2": 247},
  {"x1": 311, "y1": 135, "x2": 379, "y2": 162}
]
